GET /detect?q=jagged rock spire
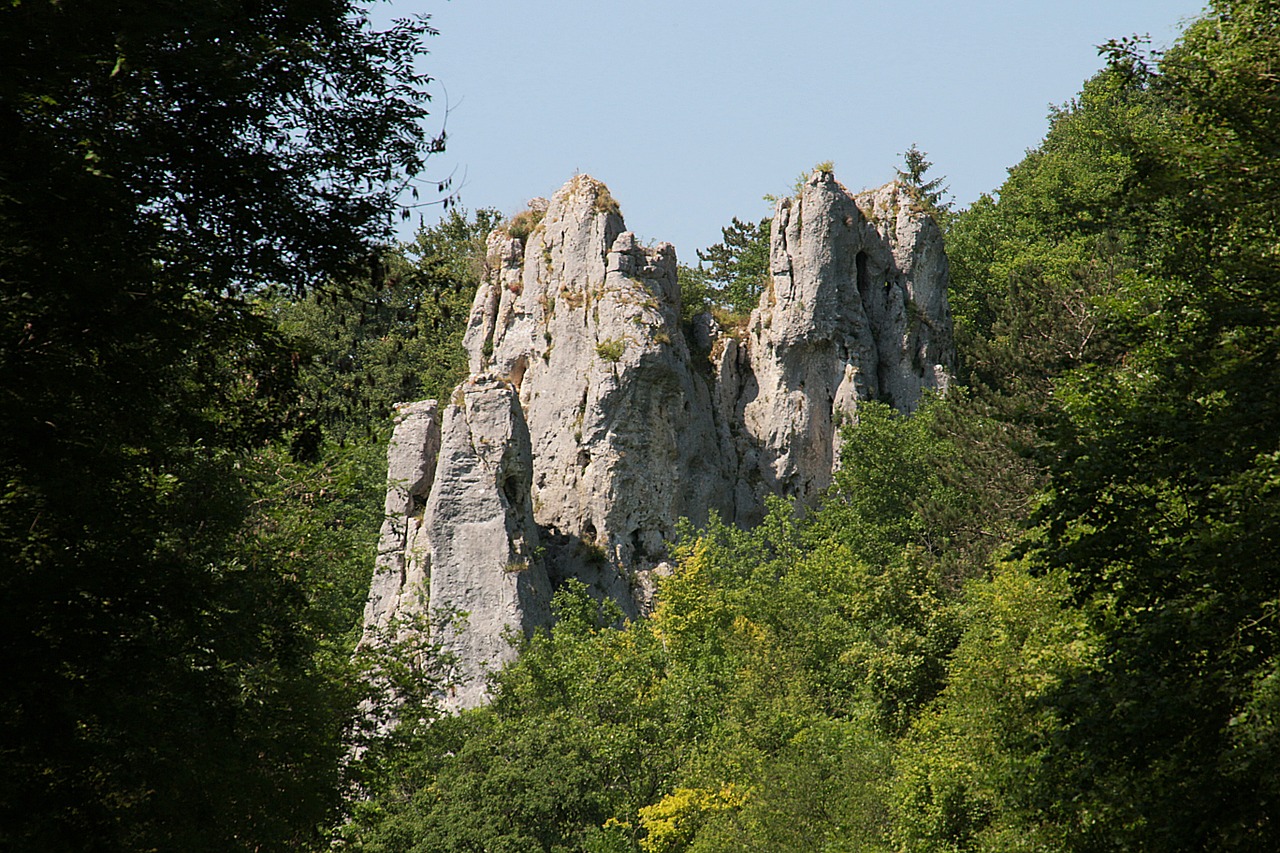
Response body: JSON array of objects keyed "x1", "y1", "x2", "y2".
[
  {"x1": 733, "y1": 170, "x2": 954, "y2": 515},
  {"x1": 360, "y1": 170, "x2": 955, "y2": 708}
]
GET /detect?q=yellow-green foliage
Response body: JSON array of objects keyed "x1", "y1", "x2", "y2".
[
  {"x1": 505, "y1": 206, "x2": 545, "y2": 242},
  {"x1": 639, "y1": 785, "x2": 748, "y2": 853},
  {"x1": 710, "y1": 305, "x2": 751, "y2": 339},
  {"x1": 891, "y1": 561, "x2": 1096, "y2": 852},
  {"x1": 595, "y1": 337, "x2": 625, "y2": 362}
]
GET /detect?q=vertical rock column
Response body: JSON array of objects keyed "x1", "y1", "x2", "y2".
[
  {"x1": 359, "y1": 400, "x2": 441, "y2": 647},
  {"x1": 852, "y1": 181, "x2": 954, "y2": 404},
  {"x1": 461, "y1": 175, "x2": 734, "y2": 614},
  {"x1": 731, "y1": 170, "x2": 955, "y2": 522},
  {"x1": 426, "y1": 376, "x2": 551, "y2": 710}
]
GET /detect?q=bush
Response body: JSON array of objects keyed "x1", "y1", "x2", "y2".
[{"x1": 596, "y1": 338, "x2": 625, "y2": 363}]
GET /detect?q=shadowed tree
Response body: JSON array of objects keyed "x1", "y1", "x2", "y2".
[{"x1": 0, "y1": 1, "x2": 446, "y2": 848}]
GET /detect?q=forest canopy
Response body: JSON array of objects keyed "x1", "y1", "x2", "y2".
[{"x1": 0, "y1": 1, "x2": 449, "y2": 848}]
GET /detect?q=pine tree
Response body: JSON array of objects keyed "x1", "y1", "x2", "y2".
[{"x1": 896, "y1": 144, "x2": 952, "y2": 214}]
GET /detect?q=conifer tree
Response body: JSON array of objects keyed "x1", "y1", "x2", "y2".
[{"x1": 896, "y1": 144, "x2": 952, "y2": 214}]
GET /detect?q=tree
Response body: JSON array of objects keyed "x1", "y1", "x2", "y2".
[
  {"x1": 891, "y1": 561, "x2": 1097, "y2": 853},
  {"x1": 1026, "y1": 4, "x2": 1280, "y2": 840},
  {"x1": 896, "y1": 144, "x2": 952, "y2": 216},
  {"x1": 801, "y1": 401, "x2": 968, "y2": 734},
  {"x1": 696, "y1": 216, "x2": 771, "y2": 315},
  {"x1": 272, "y1": 207, "x2": 502, "y2": 448},
  {"x1": 678, "y1": 262, "x2": 714, "y2": 324},
  {"x1": 906, "y1": 3, "x2": 1280, "y2": 848},
  {"x1": 0, "y1": 1, "x2": 443, "y2": 848}
]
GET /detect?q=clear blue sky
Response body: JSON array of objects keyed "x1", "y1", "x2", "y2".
[{"x1": 383, "y1": 0, "x2": 1207, "y2": 258}]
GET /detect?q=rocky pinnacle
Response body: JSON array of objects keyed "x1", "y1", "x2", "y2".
[{"x1": 361, "y1": 170, "x2": 955, "y2": 709}]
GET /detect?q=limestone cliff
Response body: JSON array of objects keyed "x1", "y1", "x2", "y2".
[
  {"x1": 425, "y1": 377, "x2": 551, "y2": 709},
  {"x1": 729, "y1": 170, "x2": 953, "y2": 519},
  {"x1": 361, "y1": 170, "x2": 954, "y2": 708},
  {"x1": 461, "y1": 175, "x2": 734, "y2": 618}
]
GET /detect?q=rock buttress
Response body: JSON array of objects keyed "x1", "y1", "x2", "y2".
[
  {"x1": 463, "y1": 175, "x2": 734, "y2": 615},
  {"x1": 728, "y1": 170, "x2": 954, "y2": 523},
  {"x1": 359, "y1": 400, "x2": 440, "y2": 648},
  {"x1": 426, "y1": 376, "x2": 551, "y2": 710}
]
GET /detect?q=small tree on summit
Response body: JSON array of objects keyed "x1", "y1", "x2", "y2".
[{"x1": 897, "y1": 144, "x2": 952, "y2": 216}]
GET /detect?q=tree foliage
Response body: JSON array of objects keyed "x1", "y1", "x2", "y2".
[
  {"x1": 1023, "y1": 6, "x2": 1280, "y2": 841},
  {"x1": 695, "y1": 216, "x2": 771, "y2": 316},
  {"x1": 272, "y1": 207, "x2": 500, "y2": 449},
  {"x1": 0, "y1": 1, "x2": 443, "y2": 848},
  {"x1": 341, "y1": 5, "x2": 1280, "y2": 852},
  {"x1": 5, "y1": 1, "x2": 1278, "y2": 850},
  {"x1": 896, "y1": 144, "x2": 952, "y2": 216},
  {"x1": 903, "y1": 3, "x2": 1280, "y2": 849}
]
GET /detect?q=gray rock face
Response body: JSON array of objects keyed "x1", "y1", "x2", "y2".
[
  {"x1": 360, "y1": 171, "x2": 954, "y2": 708},
  {"x1": 729, "y1": 171, "x2": 954, "y2": 520},
  {"x1": 360, "y1": 400, "x2": 440, "y2": 648},
  {"x1": 462, "y1": 176, "x2": 734, "y2": 615},
  {"x1": 425, "y1": 376, "x2": 551, "y2": 710}
]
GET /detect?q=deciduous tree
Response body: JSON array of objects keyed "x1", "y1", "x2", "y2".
[{"x1": 0, "y1": 1, "x2": 444, "y2": 847}]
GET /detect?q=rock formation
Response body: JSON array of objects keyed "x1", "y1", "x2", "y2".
[
  {"x1": 360, "y1": 399, "x2": 440, "y2": 646},
  {"x1": 730, "y1": 171, "x2": 953, "y2": 518},
  {"x1": 424, "y1": 377, "x2": 551, "y2": 708},
  {"x1": 463, "y1": 176, "x2": 735, "y2": 618},
  {"x1": 361, "y1": 170, "x2": 954, "y2": 709}
]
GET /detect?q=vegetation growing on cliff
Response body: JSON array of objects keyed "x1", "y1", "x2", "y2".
[{"x1": 695, "y1": 217, "x2": 772, "y2": 316}]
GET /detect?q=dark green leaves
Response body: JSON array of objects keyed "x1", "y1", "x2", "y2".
[
  {"x1": 695, "y1": 216, "x2": 771, "y2": 316},
  {"x1": 0, "y1": 1, "x2": 447, "y2": 848}
]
